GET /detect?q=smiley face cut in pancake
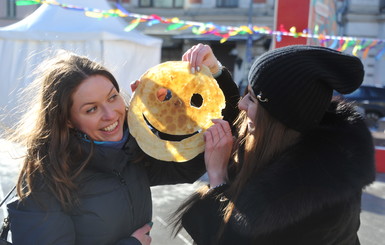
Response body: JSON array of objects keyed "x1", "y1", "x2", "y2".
[{"x1": 127, "y1": 61, "x2": 226, "y2": 162}]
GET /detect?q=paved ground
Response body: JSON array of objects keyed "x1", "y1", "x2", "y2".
[
  {"x1": 359, "y1": 173, "x2": 385, "y2": 245},
  {"x1": 1, "y1": 138, "x2": 385, "y2": 245}
]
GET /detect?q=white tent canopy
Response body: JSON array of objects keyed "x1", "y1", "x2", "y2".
[{"x1": 0, "y1": 0, "x2": 162, "y2": 127}]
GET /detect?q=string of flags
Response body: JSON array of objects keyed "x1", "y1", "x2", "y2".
[{"x1": 15, "y1": 0, "x2": 385, "y2": 60}]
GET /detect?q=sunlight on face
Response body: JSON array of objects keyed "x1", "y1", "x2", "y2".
[
  {"x1": 238, "y1": 86, "x2": 258, "y2": 132},
  {"x1": 69, "y1": 75, "x2": 126, "y2": 142}
]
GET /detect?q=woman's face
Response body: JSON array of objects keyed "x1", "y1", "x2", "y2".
[
  {"x1": 69, "y1": 75, "x2": 126, "y2": 142},
  {"x1": 238, "y1": 86, "x2": 258, "y2": 132}
]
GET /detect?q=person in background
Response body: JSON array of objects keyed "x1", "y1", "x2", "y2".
[
  {"x1": 174, "y1": 44, "x2": 376, "y2": 245},
  {"x1": 5, "y1": 49, "x2": 239, "y2": 245}
]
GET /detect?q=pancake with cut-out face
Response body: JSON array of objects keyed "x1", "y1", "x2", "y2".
[{"x1": 127, "y1": 61, "x2": 226, "y2": 162}]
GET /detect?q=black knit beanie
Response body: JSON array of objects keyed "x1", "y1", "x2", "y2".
[{"x1": 248, "y1": 45, "x2": 364, "y2": 132}]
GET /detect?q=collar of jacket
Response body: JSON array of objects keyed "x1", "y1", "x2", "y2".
[
  {"x1": 227, "y1": 100, "x2": 376, "y2": 237},
  {"x1": 79, "y1": 134, "x2": 137, "y2": 174}
]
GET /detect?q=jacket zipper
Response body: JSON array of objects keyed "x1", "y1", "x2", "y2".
[
  {"x1": 112, "y1": 169, "x2": 135, "y2": 221},
  {"x1": 113, "y1": 169, "x2": 127, "y2": 185}
]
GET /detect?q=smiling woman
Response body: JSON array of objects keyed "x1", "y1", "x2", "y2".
[
  {"x1": 69, "y1": 75, "x2": 126, "y2": 142},
  {"x1": 5, "y1": 50, "x2": 240, "y2": 245}
]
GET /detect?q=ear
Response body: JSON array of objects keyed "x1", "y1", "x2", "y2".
[{"x1": 67, "y1": 120, "x2": 74, "y2": 129}]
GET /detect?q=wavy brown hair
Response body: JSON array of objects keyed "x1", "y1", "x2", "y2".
[
  {"x1": 10, "y1": 51, "x2": 120, "y2": 212},
  {"x1": 222, "y1": 106, "x2": 301, "y2": 222}
]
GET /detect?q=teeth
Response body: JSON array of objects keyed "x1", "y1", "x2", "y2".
[{"x1": 103, "y1": 121, "x2": 118, "y2": 132}]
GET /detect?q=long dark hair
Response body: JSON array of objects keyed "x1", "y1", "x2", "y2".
[
  {"x1": 171, "y1": 99, "x2": 301, "y2": 240},
  {"x1": 10, "y1": 51, "x2": 120, "y2": 212}
]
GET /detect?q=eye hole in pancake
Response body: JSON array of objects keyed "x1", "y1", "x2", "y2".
[
  {"x1": 190, "y1": 93, "x2": 203, "y2": 108},
  {"x1": 157, "y1": 88, "x2": 172, "y2": 102}
]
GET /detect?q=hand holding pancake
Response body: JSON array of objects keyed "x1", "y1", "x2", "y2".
[
  {"x1": 182, "y1": 43, "x2": 221, "y2": 75},
  {"x1": 204, "y1": 119, "x2": 232, "y2": 187},
  {"x1": 130, "y1": 80, "x2": 140, "y2": 93},
  {"x1": 127, "y1": 61, "x2": 226, "y2": 162}
]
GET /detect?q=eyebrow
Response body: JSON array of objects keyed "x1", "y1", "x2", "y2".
[
  {"x1": 79, "y1": 86, "x2": 115, "y2": 110},
  {"x1": 107, "y1": 86, "x2": 115, "y2": 96}
]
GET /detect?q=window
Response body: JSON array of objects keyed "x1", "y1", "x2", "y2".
[
  {"x1": 216, "y1": 0, "x2": 238, "y2": 8},
  {"x1": 108, "y1": 0, "x2": 130, "y2": 3},
  {"x1": 7, "y1": 0, "x2": 16, "y2": 18},
  {"x1": 139, "y1": 0, "x2": 183, "y2": 8}
]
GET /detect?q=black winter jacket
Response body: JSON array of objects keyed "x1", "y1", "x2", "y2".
[
  {"x1": 182, "y1": 101, "x2": 376, "y2": 245},
  {"x1": 8, "y1": 136, "x2": 206, "y2": 245},
  {"x1": 7, "y1": 69, "x2": 240, "y2": 245}
]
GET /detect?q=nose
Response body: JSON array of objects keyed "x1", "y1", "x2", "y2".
[
  {"x1": 101, "y1": 105, "x2": 116, "y2": 120},
  {"x1": 238, "y1": 97, "x2": 247, "y2": 111}
]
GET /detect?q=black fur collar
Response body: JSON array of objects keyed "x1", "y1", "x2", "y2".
[{"x1": 230, "y1": 100, "x2": 376, "y2": 236}]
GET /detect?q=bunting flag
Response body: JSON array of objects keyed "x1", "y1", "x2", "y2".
[{"x1": 15, "y1": 0, "x2": 385, "y2": 60}]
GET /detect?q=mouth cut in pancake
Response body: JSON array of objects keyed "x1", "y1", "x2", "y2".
[
  {"x1": 127, "y1": 61, "x2": 226, "y2": 162},
  {"x1": 143, "y1": 114, "x2": 200, "y2": 142}
]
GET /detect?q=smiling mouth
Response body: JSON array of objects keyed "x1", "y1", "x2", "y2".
[
  {"x1": 102, "y1": 121, "x2": 118, "y2": 132},
  {"x1": 143, "y1": 115, "x2": 200, "y2": 141}
]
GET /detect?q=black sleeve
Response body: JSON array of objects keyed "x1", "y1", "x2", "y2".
[
  {"x1": 144, "y1": 153, "x2": 206, "y2": 186},
  {"x1": 181, "y1": 185, "x2": 253, "y2": 245},
  {"x1": 216, "y1": 68, "x2": 241, "y2": 130},
  {"x1": 7, "y1": 194, "x2": 76, "y2": 245}
]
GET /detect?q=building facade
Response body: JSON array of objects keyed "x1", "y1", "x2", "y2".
[
  {"x1": 345, "y1": 0, "x2": 385, "y2": 85},
  {"x1": 1, "y1": 0, "x2": 384, "y2": 86},
  {"x1": 0, "y1": 0, "x2": 38, "y2": 26},
  {"x1": 109, "y1": 0, "x2": 275, "y2": 88}
]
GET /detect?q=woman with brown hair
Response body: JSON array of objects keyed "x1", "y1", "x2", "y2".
[
  {"x1": 175, "y1": 44, "x2": 376, "y2": 244},
  {"x1": 5, "y1": 50, "x2": 239, "y2": 245}
]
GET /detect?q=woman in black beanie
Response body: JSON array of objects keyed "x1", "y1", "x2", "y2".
[{"x1": 172, "y1": 43, "x2": 376, "y2": 245}]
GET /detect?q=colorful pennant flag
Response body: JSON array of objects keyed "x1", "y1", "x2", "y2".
[{"x1": 15, "y1": 0, "x2": 385, "y2": 59}]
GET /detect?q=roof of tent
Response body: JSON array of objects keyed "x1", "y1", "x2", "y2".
[
  {"x1": 0, "y1": 0, "x2": 162, "y2": 127},
  {"x1": 0, "y1": 0, "x2": 161, "y2": 45}
]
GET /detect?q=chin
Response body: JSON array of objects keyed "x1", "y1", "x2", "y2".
[
  {"x1": 110, "y1": 132, "x2": 124, "y2": 142},
  {"x1": 97, "y1": 130, "x2": 123, "y2": 142}
]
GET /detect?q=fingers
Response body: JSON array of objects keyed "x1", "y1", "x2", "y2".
[
  {"x1": 132, "y1": 223, "x2": 151, "y2": 235},
  {"x1": 141, "y1": 234, "x2": 152, "y2": 245},
  {"x1": 203, "y1": 125, "x2": 217, "y2": 150},
  {"x1": 190, "y1": 43, "x2": 206, "y2": 70},
  {"x1": 156, "y1": 88, "x2": 167, "y2": 102},
  {"x1": 204, "y1": 127, "x2": 213, "y2": 145},
  {"x1": 212, "y1": 119, "x2": 232, "y2": 137},
  {"x1": 182, "y1": 43, "x2": 213, "y2": 74},
  {"x1": 141, "y1": 224, "x2": 152, "y2": 234},
  {"x1": 131, "y1": 223, "x2": 152, "y2": 245},
  {"x1": 204, "y1": 119, "x2": 232, "y2": 187},
  {"x1": 130, "y1": 80, "x2": 140, "y2": 93},
  {"x1": 182, "y1": 44, "x2": 202, "y2": 72},
  {"x1": 204, "y1": 119, "x2": 232, "y2": 150}
]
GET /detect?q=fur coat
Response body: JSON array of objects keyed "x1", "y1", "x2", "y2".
[{"x1": 182, "y1": 100, "x2": 376, "y2": 245}]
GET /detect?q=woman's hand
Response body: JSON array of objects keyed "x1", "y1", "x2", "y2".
[
  {"x1": 130, "y1": 80, "x2": 167, "y2": 102},
  {"x1": 182, "y1": 43, "x2": 221, "y2": 75},
  {"x1": 204, "y1": 119, "x2": 233, "y2": 187},
  {"x1": 130, "y1": 80, "x2": 140, "y2": 93},
  {"x1": 130, "y1": 223, "x2": 152, "y2": 245}
]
